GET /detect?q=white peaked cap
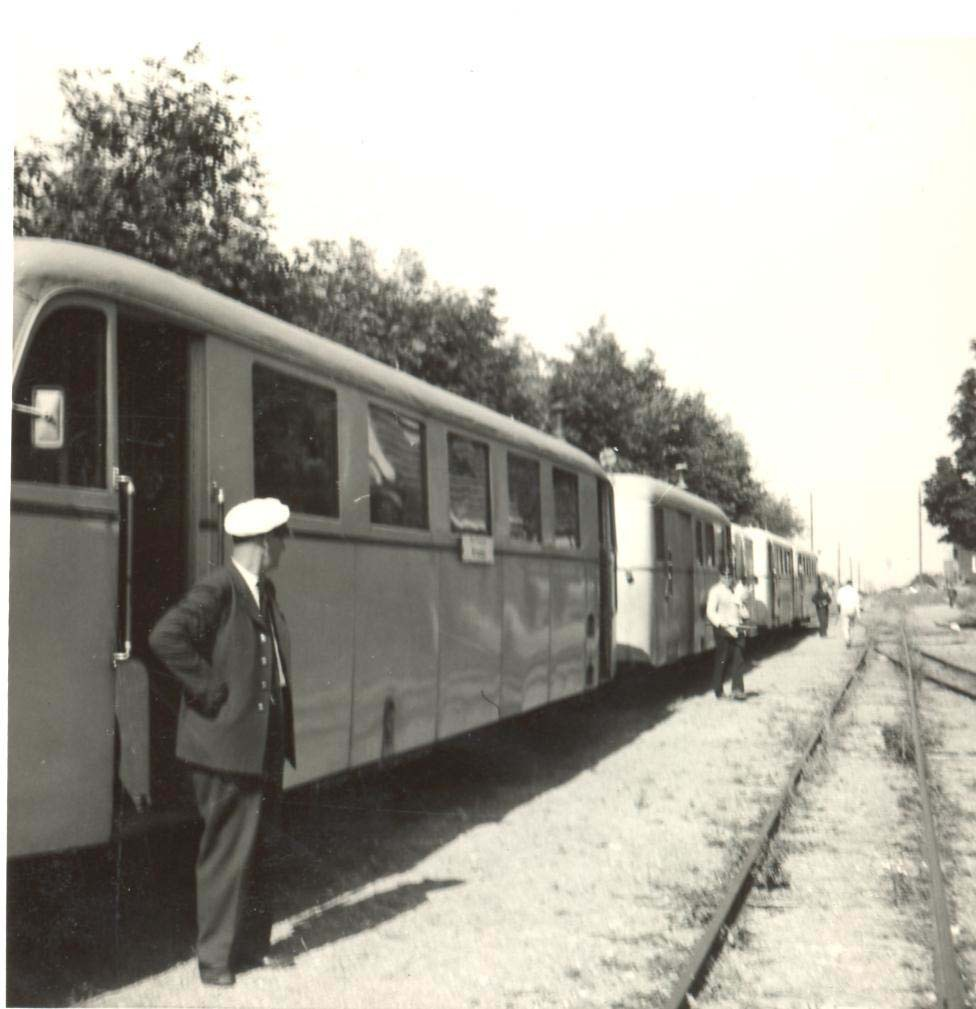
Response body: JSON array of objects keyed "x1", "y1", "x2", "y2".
[{"x1": 224, "y1": 497, "x2": 291, "y2": 537}]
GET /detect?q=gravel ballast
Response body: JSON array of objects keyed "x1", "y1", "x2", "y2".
[{"x1": 82, "y1": 626, "x2": 862, "y2": 1009}]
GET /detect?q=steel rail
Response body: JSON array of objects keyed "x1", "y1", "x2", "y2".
[
  {"x1": 899, "y1": 624, "x2": 966, "y2": 1009},
  {"x1": 876, "y1": 645, "x2": 976, "y2": 701},
  {"x1": 662, "y1": 641, "x2": 871, "y2": 1009},
  {"x1": 917, "y1": 648, "x2": 976, "y2": 682}
]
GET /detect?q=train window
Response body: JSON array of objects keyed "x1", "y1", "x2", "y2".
[
  {"x1": 654, "y1": 507, "x2": 666, "y2": 561},
  {"x1": 448, "y1": 433, "x2": 491, "y2": 534},
  {"x1": 12, "y1": 307, "x2": 107, "y2": 488},
  {"x1": 745, "y1": 539, "x2": 754, "y2": 577},
  {"x1": 507, "y1": 453, "x2": 541, "y2": 543},
  {"x1": 368, "y1": 404, "x2": 428, "y2": 528},
  {"x1": 253, "y1": 365, "x2": 339, "y2": 517},
  {"x1": 553, "y1": 468, "x2": 580, "y2": 549},
  {"x1": 695, "y1": 520, "x2": 704, "y2": 565},
  {"x1": 705, "y1": 525, "x2": 716, "y2": 567}
]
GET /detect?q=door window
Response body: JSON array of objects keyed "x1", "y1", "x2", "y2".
[{"x1": 12, "y1": 307, "x2": 107, "y2": 488}]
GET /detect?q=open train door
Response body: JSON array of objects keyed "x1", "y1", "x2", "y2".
[
  {"x1": 114, "y1": 313, "x2": 198, "y2": 822},
  {"x1": 10, "y1": 302, "x2": 119, "y2": 856},
  {"x1": 597, "y1": 480, "x2": 616, "y2": 680}
]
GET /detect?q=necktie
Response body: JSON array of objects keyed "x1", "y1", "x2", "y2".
[{"x1": 258, "y1": 581, "x2": 281, "y2": 703}]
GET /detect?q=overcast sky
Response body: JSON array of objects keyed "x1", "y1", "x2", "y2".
[{"x1": 11, "y1": 2, "x2": 976, "y2": 588}]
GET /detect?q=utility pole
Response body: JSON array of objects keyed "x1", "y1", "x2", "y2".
[
  {"x1": 809, "y1": 492, "x2": 814, "y2": 552},
  {"x1": 918, "y1": 484, "x2": 923, "y2": 578}
]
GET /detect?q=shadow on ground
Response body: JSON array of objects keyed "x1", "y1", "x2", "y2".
[{"x1": 6, "y1": 628, "x2": 814, "y2": 1006}]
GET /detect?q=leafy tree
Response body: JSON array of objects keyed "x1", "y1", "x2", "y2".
[
  {"x1": 15, "y1": 47, "x2": 290, "y2": 314},
  {"x1": 286, "y1": 239, "x2": 548, "y2": 423},
  {"x1": 924, "y1": 340, "x2": 976, "y2": 549},
  {"x1": 548, "y1": 318, "x2": 669, "y2": 464},
  {"x1": 14, "y1": 49, "x2": 548, "y2": 423},
  {"x1": 749, "y1": 488, "x2": 805, "y2": 539}
]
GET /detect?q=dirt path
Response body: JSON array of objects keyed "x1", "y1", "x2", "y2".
[{"x1": 76, "y1": 627, "x2": 856, "y2": 1009}]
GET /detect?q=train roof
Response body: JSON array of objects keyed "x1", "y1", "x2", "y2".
[
  {"x1": 733, "y1": 523, "x2": 816, "y2": 557},
  {"x1": 609, "y1": 472, "x2": 730, "y2": 524},
  {"x1": 13, "y1": 238, "x2": 605, "y2": 478}
]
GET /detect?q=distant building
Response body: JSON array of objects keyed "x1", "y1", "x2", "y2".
[{"x1": 948, "y1": 544, "x2": 976, "y2": 585}]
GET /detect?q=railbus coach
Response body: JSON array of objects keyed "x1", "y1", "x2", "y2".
[
  {"x1": 731, "y1": 525, "x2": 817, "y2": 630},
  {"x1": 611, "y1": 473, "x2": 730, "y2": 668},
  {"x1": 10, "y1": 238, "x2": 617, "y2": 859}
]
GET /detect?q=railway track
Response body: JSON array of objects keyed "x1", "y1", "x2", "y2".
[
  {"x1": 914, "y1": 647, "x2": 976, "y2": 700},
  {"x1": 665, "y1": 623, "x2": 973, "y2": 1009}
]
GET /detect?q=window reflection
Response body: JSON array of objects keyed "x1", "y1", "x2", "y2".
[
  {"x1": 368, "y1": 405, "x2": 427, "y2": 528},
  {"x1": 253, "y1": 365, "x2": 339, "y2": 517},
  {"x1": 507, "y1": 454, "x2": 541, "y2": 543},
  {"x1": 448, "y1": 434, "x2": 490, "y2": 533}
]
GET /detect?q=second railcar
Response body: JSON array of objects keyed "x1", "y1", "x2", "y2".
[{"x1": 611, "y1": 474, "x2": 730, "y2": 668}]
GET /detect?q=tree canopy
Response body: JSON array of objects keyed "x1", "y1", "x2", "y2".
[
  {"x1": 924, "y1": 340, "x2": 976, "y2": 550},
  {"x1": 548, "y1": 322, "x2": 803, "y2": 534},
  {"x1": 15, "y1": 47, "x2": 803, "y2": 538}
]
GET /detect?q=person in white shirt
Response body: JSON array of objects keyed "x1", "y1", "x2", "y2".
[
  {"x1": 706, "y1": 567, "x2": 748, "y2": 699},
  {"x1": 836, "y1": 579, "x2": 861, "y2": 648}
]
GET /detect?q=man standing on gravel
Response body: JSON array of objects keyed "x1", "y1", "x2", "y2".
[
  {"x1": 707, "y1": 567, "x2": 747, "y2": 700},
  {"x1": 812, "y1": 577, "x2": 832, "y2": 637},
  {"x1": 150, "y1": 497, "x2": 297, "y2": 988},
  {"x1": 836, "y1": 578, "x2": 861, "y2": 648}
]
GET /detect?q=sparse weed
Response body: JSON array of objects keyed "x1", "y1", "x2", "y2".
[
  {"x1": 881, "y1": 721, "x2": 916, "y2": 764},
  {"x1": 752, "y1": 838, "x2": 790, "y2": 890}
]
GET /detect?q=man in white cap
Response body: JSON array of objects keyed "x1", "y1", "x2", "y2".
[{"x1": 150, "y1": 497, "x2": 296, "y2": 986}]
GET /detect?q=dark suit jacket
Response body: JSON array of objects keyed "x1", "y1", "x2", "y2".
[{"x1": 149, "y1": 564, "x2": 296, "y2": 776}]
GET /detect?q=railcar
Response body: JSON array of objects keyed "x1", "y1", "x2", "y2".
[
  {"x1": 10, "y1": 238, "x2": 617, "y2": 859},
  {"x1": 731, "y1": 525, "x2": 817, "y2": 629},
  {"x1": 795, "y1": 548, "x2": 818, "y2": 625},
  {"x1": 611, "y1": 473, "x2": 730, "y2": 668}
]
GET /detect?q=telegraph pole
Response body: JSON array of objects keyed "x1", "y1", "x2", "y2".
[
  {"x1": 918, "y1": 485, "x2": 923, "y2": 578},
  {"x1": 809, "y1": 492, "x2": 814, "y2": 552}
]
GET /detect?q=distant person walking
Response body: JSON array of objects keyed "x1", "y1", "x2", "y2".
[
  {"x1": 947, "y1": 583, "x2": 958, "y2": 608},
  {"x1": 836, "y1": 579, "x2": 861, "y2": 648},
  {"x1": 707, "y1": 567, "x2": 748, "y2": 700},
  {"x1": 812, "y1": 577, "x2": 832, "y2": 637}
]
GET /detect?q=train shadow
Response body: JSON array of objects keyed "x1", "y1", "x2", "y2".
[{"x1": 6, "y1": 627, "x2": 814, "y2": 1005}]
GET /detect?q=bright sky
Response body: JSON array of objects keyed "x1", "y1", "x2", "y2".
[{"x1": 11, "y1": 2, "x2": 976, "y2": 588}]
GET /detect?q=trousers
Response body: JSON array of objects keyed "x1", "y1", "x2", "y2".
[
  {"x1": 841, "y1": 612, "x2": 856, "y2": 647},
  {"x1": 816, "y1": 605, "x2": 829, "y2": 637},
  {"x1": 190, "y1": 698, "x2": 285, "y2": 972},
  {"x1": 713, "y1": 628, "x2": 744, "y2": 696}
]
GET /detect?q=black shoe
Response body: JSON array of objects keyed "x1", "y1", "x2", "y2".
[
  {"x1": 714, "y1": 691, "x2": 725, "y2": 699},
  {"x1": 732, "y1": 691, "x2": 746, "y2": 701},
  {"x1": 199, "y1": 966, "x2": 235, "y2": 986},
  {"x1": 239, "y1": 952, "x2": 295, "y2": 971}
]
